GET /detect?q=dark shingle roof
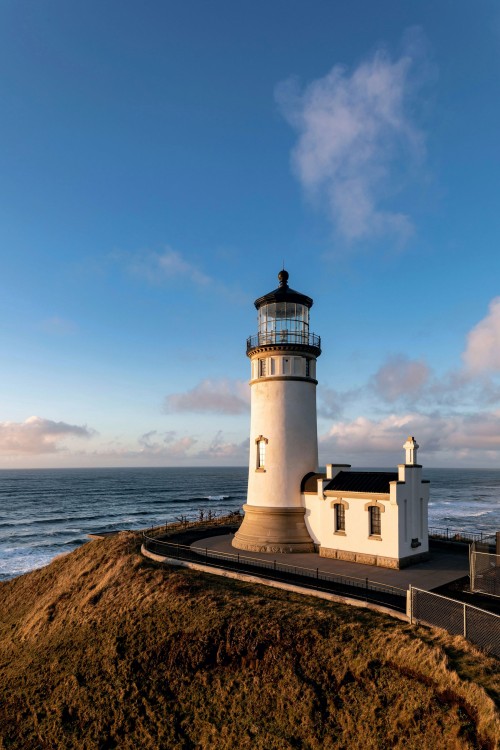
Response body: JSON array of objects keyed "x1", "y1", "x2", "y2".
[
  {"x1": 325, "y1": 471, "x2": 398, "y2": 494},
  {"x1": 301, "y1": 470, "x2": 398, "y2": 494}
]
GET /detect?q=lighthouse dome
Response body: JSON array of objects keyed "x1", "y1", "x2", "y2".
[{"x1": 254, "y1": 268, "x2": 313, "y2": 309}]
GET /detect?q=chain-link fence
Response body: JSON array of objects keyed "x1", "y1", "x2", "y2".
[
  {"x1": 470, "y1": 548, "x2": 500, "y2": 598},
  {"x1": 409, "y1": 586, "x2": 500, "y2": 658}
]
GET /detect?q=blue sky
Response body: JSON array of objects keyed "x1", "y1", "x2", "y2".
[{"x1": 1, "y1": 0, "x2": 500, "y2": 468}]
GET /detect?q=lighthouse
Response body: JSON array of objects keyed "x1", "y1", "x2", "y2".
[{"x1": 232, "y1": 269, "x2": 320, "y2": 553}]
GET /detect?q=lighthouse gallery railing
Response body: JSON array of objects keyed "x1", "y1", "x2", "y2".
[{"x1": 246, "y1": 331, "x2": 321, "y2": 352}]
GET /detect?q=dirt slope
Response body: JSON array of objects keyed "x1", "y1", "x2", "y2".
[{"x1": 0, "y1": 532, "x2": 498, "y2": 750}]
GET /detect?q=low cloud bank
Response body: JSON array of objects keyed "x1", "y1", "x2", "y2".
[
  {"x1": 164, "y1": 379, "x2": 250, "y2": 415},
  {"x1": 0, "y1": 417, "x2": 94, "y2": 454}
]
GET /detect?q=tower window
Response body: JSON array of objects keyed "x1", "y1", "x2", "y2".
[
  {"x1": 259, "y1": 358, "x2": 267, "y2": 377},
  {"x1": 334, "y1": 503, "x2": 345, "y2": 532},
  {"x1": 369, "y1": 506, "x2": 381, "y2": 536},
  {"x1": 305, "y1": 359, "x2": 310, "y2": 377},
  {"x1": 255, "y1": 436, "x2": 268, "y2": 470}
]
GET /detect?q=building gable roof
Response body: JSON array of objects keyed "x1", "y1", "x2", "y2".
[
  {"x1": 301, "y1": 470, "x2": 399, "y2": 494},
  {"x1": 326, "y1": 471, "x2": 398, "y2": 494}
]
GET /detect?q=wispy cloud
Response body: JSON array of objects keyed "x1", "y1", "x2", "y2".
[
  {"x1": 0, "y1": 416, "x2": 94, "y2": 454},
  {"x1": 317, "y1": 384, "x2": 362, "y2": 419},
  {"x1": 125, "y1": 247, "x2": 211, "y2": 286},
  {"x1": 164, "y1": 379, "x2": 250, "y2": 415},
  {"x1": 371, "y1": 354, "x2": 430, "y2": 402},
  {"x1": 463, "y1": 297, "x2": 500, "y2": 375},
  {"x1": 137, "y1": 430, "x2": 197, "y2": 456},
  {"x1": 194, "y1": 431, "x2": 249, "y2": 461},
  {"x1": 276, "y1": 29, "x2": 428, "y2": 244}
]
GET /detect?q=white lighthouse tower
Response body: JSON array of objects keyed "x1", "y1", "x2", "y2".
[{"x1": 232, "y1": 269, "x2": 320, "y2": 553}]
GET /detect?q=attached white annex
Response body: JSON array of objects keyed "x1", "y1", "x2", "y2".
[{"x1": 232, "y1": 269, "x2": 430, "y2": 569}]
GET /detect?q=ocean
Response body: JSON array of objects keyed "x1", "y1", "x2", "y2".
[{"x1": 0, "y1": 466, "x2": 499, "y2": 582}]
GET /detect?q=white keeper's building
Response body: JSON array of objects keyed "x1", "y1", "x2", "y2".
[{"x1": 232, "y1": 269, "x2": 430, "y2": 569}]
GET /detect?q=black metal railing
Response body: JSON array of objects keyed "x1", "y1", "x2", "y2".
[
  {"x1": 142, "y1": 534, "x2": 407, "y2": 612},
  {"x1": 246, "y1": 331, "x2": 321, "y2": 352},
  {"x1": 144, "y1": 510, "x2": 242, "y2": 540},
  {"x1": 429, "y1": 526, "x2": 494, "y2": 544}
]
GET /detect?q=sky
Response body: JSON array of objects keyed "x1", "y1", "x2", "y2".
[{"x1": 1, "y1": 0, "x2": 500, "y2": 469}]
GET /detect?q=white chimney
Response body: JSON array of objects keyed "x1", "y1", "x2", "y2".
[{"x1": 403, "y1": 436, "x2": 419, "y2": 465}]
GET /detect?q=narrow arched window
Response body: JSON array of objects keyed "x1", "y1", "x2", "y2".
[
  {"x1": 334, "y1": 503, "x2": 345, "y2": 532},
  {"x1": 255, "y1": 436, "x2": 268, "y2": 470},
  {"x1": 369, "y1": 506, "x2": 381, "y2": 536}
]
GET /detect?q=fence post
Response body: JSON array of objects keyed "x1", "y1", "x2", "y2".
[
  {"x1": 463, "y1": 603, "x2": 467, "y2": 639},
  {"x1": 408, "y1": 585, "x2": 413, "y2": 624}
]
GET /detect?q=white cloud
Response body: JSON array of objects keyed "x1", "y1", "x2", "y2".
[
  {"x1": 194, "y1": 431, "x2": 249, "y2": 461},
  {"x1": 463, "y1": 297, "x2": 500, "y2": 375},
  {"x1": 319, "y1": 410, "x2": 500, "y2": 465},
  {"x1": 137, "y1": 430, "x2": 197, "y2": 457},
  {"x1": 126, "y1": 247, "x2": 211, "y2": 286},
  {"x1": 0, "y1": 416, "x2": 94, "y2": 454},
  {"x1": 276, "y1": 32, "x2": 427, "y2": 243},
  {"x1": 372, "y1": 355, "x2": 430, "y2": 402},
  {"x1": 164, "y1": 379, "x2": 250, "y2": 415}
]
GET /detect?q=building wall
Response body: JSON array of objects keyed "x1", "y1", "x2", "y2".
[
  {"x1": 392, "y1": 465, "x2": 430, "y2": 559},
  {"x1": 247, "y1": 373, "x2": 318, "y2": 510},
  {"x1": 302, "y1": 465, "x2": 430, "y2": 568},
  {"x1": 303, "y1": 491, "x2": 400, "y2": 563}
]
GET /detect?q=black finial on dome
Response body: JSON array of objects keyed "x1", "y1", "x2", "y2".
[{"x1": 278, "y1": 268, "x2": 289, "y2": 287}]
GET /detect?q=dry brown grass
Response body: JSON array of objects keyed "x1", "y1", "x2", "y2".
[{"x1": 0, "y1": 532, "x2": 498, "y2": 750}]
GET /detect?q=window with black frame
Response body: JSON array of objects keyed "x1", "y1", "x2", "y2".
[
  {"x1": 334, "y1": 503, "x2": 345, "y2": 532},
  {"x1": 369, "y1": 506, "x2": 381, "y2": 536}
]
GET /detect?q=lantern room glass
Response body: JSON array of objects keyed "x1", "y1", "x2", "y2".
[{"x1": 258, "y1": 302, "x2": 309, "y2": 345}]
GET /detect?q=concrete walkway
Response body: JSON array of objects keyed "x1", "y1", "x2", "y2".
[{"x1": 193, "y1": 533, "x2": 469, "y2": 591}]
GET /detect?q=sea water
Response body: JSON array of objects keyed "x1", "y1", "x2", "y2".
[{"x1": 0, "y1": 466, "x2": 499, "y2": 581}]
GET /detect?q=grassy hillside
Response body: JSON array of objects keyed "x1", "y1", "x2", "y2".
[{"x1": 0, "y1": 532, "x2": 498, "y2": 750}]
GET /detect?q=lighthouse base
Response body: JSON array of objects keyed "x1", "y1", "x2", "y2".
[{"x1": 232, "y1": 504, "x2": 315, "y2": 553}]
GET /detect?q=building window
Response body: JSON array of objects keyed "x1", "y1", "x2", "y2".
[
  {"x1": 255, "y1": 436, "x2": 268, "y2": 470},
  {"x1": 259, "y1": 358, "x2": 267, "y2": 377},
  {"x1": 305, "y1": 358, "x2": 310, "y2": 377},
  {"x1": 369, "y1": 506, "x2": 381, "y2": 536},
  {"x1": 334, "y1": 503, "x2": 345, "y2": 532}
]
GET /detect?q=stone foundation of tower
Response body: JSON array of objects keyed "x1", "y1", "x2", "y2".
[{"x1": 232, "y1": 504, "x2": 315, "y2": 553}]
